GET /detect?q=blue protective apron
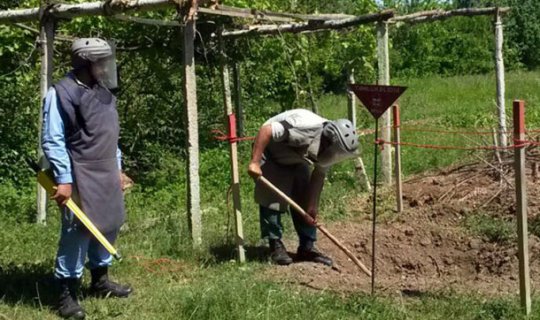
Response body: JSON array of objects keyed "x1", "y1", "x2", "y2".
[{"x1": 54, "y1": 75, "x2": 125, "y2": 234}]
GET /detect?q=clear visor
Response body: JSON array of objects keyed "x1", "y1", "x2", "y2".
[
  {"x1": 317, "y1": 143, "x2": 359, "y2": 167},
  {"x1": 91, "y1": 55, "x2": 117, "y2": 90}
]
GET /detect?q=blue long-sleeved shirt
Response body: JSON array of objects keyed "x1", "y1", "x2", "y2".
[{"x1": 41, "y1": 86, "x2": 122, "y2": 184}]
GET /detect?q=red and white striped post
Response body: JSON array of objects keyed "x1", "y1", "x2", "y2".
[
  {"x1": 513, "y1": 99, "x2": 531, "y2": 315},
  {"x1": 392, "y1": 104, "x2": 403, "y2": 213}
]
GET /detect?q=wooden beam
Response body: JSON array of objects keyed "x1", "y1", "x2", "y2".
[
  {"x1": 513, "y1": 100, "x2": 531, "y2": 315},
  {"x1": 0, "y1": 1, "x2": 352, "y2": 25},
  {"x1": 221, "y1": 10, "x2": 395, "y2": 38},
  {"x1": 0, "y1": 0, "x2": 172, "y2": 24},
  {"x1": 494, "y1": 9, "x2": 507, "y2": 148},
  {"x1": 37, "y1": 13, "x2": 55, "y2": 224},
  {"x1": 199, "y1": 5, "x2": 293, "y2": 23},
  {"x1": 199, "y1": 4, "x2": 355, "y2": 22},
  {"x1": 218, "y1": 32, "x2": 245, "y2": 263},
  {"x1": 183, "y1": 0, "x2": 202, "y2": 247},
  {"x1": 13, "y1": 22, "x2": 74, "y2": 41},
  {"x1": 232, "y1": 62, "x2": 244, "y2": 137},
  {"x1": 390, "y1": 7, "x2": 510, "y2": 24},
  {"x1": 347, "y1": 69, "x2": 371, "y2": 192},
  {"x1": 377, "y1": 21, "x2": 392, "y2": 185},
  {"x1": 393, "y1": 105, "x2": 403, "y2": 213},
  {"x1": 112, "y1": 14, "x2": 181, "y2": 27}
]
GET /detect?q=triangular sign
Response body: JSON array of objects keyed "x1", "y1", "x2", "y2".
[{"x1": 349, "y1": 84, "x2": 407, "y2": 119}]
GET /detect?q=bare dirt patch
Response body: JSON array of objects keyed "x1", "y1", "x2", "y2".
[{"x1": 268, "y1": 157, "x2": 540, "y2": 296}]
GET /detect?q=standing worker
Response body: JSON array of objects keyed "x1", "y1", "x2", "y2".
[
  {"x1": 248, "y1": 109, "x2": 359, "y2": 266},
  {"x1": 42, "y1": 38, "x2": 132, "y2": 319}
]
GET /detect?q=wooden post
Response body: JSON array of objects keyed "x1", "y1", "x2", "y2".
[
  {"x1": 347, "y1": 69, "x2": 357, "y2": 128},
  {"x1": 37, "y1": 11, "x2": 55, "y2": 224},
  {"x1": 513, "y1": 100, "x2": 530, "y2": 315},
  {"x1": 219, "y1": 33, "x2": 246, "y2": 263},
  {"x1": 232, "y1": 62, "x2": 244, "y2": 137},
  {"x1": 182, "y1": 1, "x2": 201, "y2": 247},
  {"x1": 393, "y1": 105, "x2": 403, "y2": 213},
  {"x1": 494, "y1": 9, "x2": 507, "y2": 148},
  {"x1": 492, "y1": 128, "x2": 502, "y2": 164},
  {"x1": 347, "y1": 69, "x2": 371, "y2": 192},
  {"x1": 377, "y1": 21, "x2": 392, "y2": 185}
]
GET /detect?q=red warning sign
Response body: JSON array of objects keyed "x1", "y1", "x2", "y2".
[{"x1": 349, "y1": 84, "x2": 407, "y2": 119}]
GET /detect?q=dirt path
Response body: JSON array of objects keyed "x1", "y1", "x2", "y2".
[{"x1": 268, "y1": 160, "x2": 540, "y2": 296}]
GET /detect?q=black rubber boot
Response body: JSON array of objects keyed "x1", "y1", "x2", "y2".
[
  {"x1": 296, "y1": 246, "x2": 333, "y2": 266},
  {"x1": 269, "y1": 239, "x2": 293, "y2": 265},
  {"x1": 57, "y1": 278, "x2": 85, "y2": 319},
  {"x1": 90, "y1": 267, "x2": 133, "y2": 298}
]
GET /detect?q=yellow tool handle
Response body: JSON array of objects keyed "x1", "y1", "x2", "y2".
[{"x1": 37, "y1": 170, "x2": 122, "y2": 261}]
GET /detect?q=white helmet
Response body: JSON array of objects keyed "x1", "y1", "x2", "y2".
[
  {"x1": 71, "y1": 38, "x2": 118, "y2": 89},
  {"x1": 323, "y1": 119, "x2": 359, "y2": 152},
  {"x1": 318, "y1": 119, "x2": 360, "y2": 167}
]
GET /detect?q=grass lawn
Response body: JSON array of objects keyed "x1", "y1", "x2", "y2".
[{"x1": 1, "y1": 70, "x2": 540, "y2": 319}]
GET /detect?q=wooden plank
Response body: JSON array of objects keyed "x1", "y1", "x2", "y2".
[
  {"x1": 183, "y1": 0, "x2": 202, "y2": 247},
  {"x1": 513, "y1": 100, "x2": 531, "y2": 315},
  {"x1": 494, "y1": 9, "x2": 507, "y2": 148},
  {"x1": 393, "y1": 105, "x2": 403, "y2": 213},
  {"x1": 219, "y1": 33, "x2": 245, "y2": 263},
  {"x1": 37, "y1": 14, "x2": 54, "y2": 225},
  {"x1": 377, "y1": 21, "x2": 392, "y2": 185},
  {"x1": 221, "y1": 10, "x2": 394, "y2": 38}
]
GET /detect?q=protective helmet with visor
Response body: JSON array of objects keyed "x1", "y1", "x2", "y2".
[
  {"x1": 71, "y1": 38, "x2": 118, "y2": 90},
  {"x1": 317, "y1": 119, "x2": 360, "y2": 167}
]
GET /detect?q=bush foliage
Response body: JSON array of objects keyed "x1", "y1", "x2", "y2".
[{"x1": 0, "y1": 0, "x2": 539, "y2": 184}]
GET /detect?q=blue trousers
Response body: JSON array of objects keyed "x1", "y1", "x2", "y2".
[
  {"x1": 54, "y1": 207, "x2": 118, "y2": 279},
  {"x1": 260, "y1": 205, "x2": 317, "y2": 249}
]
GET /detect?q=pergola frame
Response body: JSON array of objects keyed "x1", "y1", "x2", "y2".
[{"x1": 0, "y1": 0, "x2": 525, "y2": 313}]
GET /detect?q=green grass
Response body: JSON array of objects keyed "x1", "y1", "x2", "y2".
[
  {"x1": 2, "y1": 71, "x2": 540, "y2": 319},
  {"x1": 318, "y1": 70, "x2": 540, "y2": 177},
  {"x1": 465, "y1": 213, "x2": 514, "y2": 244}
]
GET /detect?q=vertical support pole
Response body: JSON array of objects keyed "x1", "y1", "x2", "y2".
[
  {"x1": 219, "y1": 33, "x2": 245, "y2": 263},
  {"x1": 37, "y1": 12, "x2": 55, "y2": 224},
  {"x1": 513, "y1": 100, "x2": 530, "y2": 315},
  {"x1": 347, "y1": 69, "x2": 357, "y2": 128},
  {"x1": 494, "y1": 9, "x2": 508, "y2": 148},
  {"x1": 377, "y1": 21, "x2": 392, "y2": 185},
  {"x1": 371, "y1": 119, "x2": 380, "y2": 295},
  {"x1": 232, "y1": 62, "x2": 244, "y2": 138},
  {"x1": 392, "y1": 105, "x2": 403, "y2": 213},
  {"x1": 347, "y1": 69, "x2": 371, "y2": 192},
  {"x1": 183, "y1": 1, "x2": 201, "y2": 247}
]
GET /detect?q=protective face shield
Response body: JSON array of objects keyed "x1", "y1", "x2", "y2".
[
  {"x1": 317, "y1": 119, "x2": 360, "y2": 167},
  {"x1": 90, "y1": 54, "x2": 118, "y2": 90},
  {"x1": 71, "y1": 38, "x2": 118, "y2": 90}
]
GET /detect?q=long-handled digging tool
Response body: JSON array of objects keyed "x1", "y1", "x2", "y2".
[
  {"x1": 257, "y1": 176, "x2": 371, "y2": 277},
  {"x1": 28, "y1": 159, "x2": 122, "y2": 261}
]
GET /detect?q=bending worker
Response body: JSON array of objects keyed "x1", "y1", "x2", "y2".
[
  {"x1": 42, "y1": 38, "x2": 132, "y2": 319},
  {"x1": 248, "y1": 108, "x2": 359, "y2": 266}
]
